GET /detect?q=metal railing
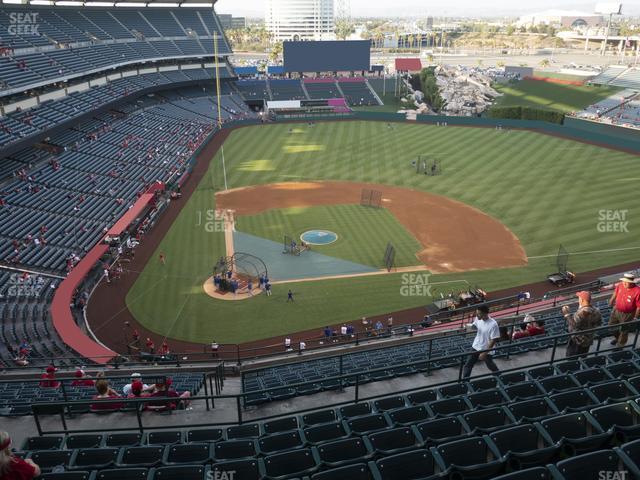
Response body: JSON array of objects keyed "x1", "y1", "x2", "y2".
[
  {"x1": 4, "y1": 280, "x2": 607, "y2": 374},
  {"x1": 29, "y1": 319, "x2": 640, "y2": 436}
]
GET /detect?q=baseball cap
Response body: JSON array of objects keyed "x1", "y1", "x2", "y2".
[
  {"x1": 130, "y1": 372, "x2": 141, "y2": 378},
  {"x1": 620, "y1": 273, "x2": 635, "y2": 283},
  {"x1": 131, "y1": 380, "x2": 143, "y2": 394},
  {"x1": 74, "y1": 369, "x2": 85, "y2": 378},
  {"x1": 46, "y1": 365, "x2": 57, "y2": 374},
  {"x1": 576, "y1": 291, "x2": 591, "y2": 302}
]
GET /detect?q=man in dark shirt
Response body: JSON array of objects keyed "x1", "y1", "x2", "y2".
[{"x1": 562, "y1": 291, "x2": 602, "y2": 357}]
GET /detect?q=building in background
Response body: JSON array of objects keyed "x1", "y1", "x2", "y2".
[
  {"x1": 218, "y1": 14, "x2": 247, "y2": 31},
  {"x1": 425, "y1": 16, "x2": 434, "y2": 29},
  {"x1": 266, "y1": 0, "x2": 335, "y2": 42},
  {"x1": 517, "y1": 10, "x2": 604, "y2": 29}
]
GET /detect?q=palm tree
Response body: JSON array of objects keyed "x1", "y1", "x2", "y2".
[
  {"x1": 269, "y1": 42, "x2": 283, "y2": 63},
  {"x1": 374, "y1": 31, "x2": 385, "y2": 49}
]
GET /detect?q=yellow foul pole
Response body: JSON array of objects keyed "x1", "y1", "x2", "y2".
[{"x1": 213, "y1": 22, "x2": 228, "y2": 190}]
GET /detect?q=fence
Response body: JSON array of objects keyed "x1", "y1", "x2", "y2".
[
  {"x1": 7, "y1": 281, "x2": 602, "y2": 373},
  {"x1": 4, "y1": 280, "x2": 607, "y2": 374},
  {"x1": 29, "y1": 320, "x2": 640, "y2": 436}
]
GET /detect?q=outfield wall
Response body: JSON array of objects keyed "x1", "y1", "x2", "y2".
[
  {"x1": 343, "y1": 112, "x2": 640, "y2": 154},
  {"x1": 564, "y1": 117, "x2": 640, "y2": 144},
  {"x1": 215, "y1": 113, "x2": 640, "y2": 154}
]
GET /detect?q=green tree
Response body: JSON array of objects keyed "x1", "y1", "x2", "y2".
[
  {"x1": 506, "y1": 25, "x2": 515, "y2": 36},
  {"x1": 335, "y1": 20, "x2": 355, "y2": 40},
  {"x1": 417, "y1": 67, "x2": 446, "y2": 113},
  {"x1": 269, "y1": 42, "x2": 283, "y2": 62}
]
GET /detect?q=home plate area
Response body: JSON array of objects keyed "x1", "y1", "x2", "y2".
[{"x1": 233, "y1": 230, "x2": 378, "y2": 282}]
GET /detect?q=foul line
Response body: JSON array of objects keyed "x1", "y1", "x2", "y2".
[
  {"x1": 222, "y1": 209, "x2": 235, "y2": 258},
  {"x1": 160, "y1": 292, "x2": 192, "y2": 347},
  {"x1": 270, "y1": 265, "x2": 430, "y2": 285},
  {"x1": 528, "y1": 245, "x2": 640, "y2": 260},
  {"x1": 90, "y1": 275, "x2": 167, "y2": 337}
]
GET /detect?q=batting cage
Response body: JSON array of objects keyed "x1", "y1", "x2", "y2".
[
  {"x1": 361, "y1": 189, "x2": 383, "y2": 208},
  {"x1": 383, "y1": 242, "x2": 396, "y2": 272},
  {"x1": 556, "y1": 244, "x2": 570, "y2": 273},
  {"x1": 213, "y1": 252, "x2": 267, "y2": 292},
  {"x1": 416, "y1": 155, "x2": 442, "y2": 176},
  {"x1": 283, "y1": 235, "x2": 308, "y2": 256}
]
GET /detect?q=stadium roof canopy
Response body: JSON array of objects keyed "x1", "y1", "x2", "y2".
[{"x1": 1, "y1": 0, "x2": 216, "y2": 6}]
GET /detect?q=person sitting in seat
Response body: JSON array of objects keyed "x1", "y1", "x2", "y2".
[
  {"x1": 526, "y1": 320, "x2": 545, "y2": 336},
  {"x1": 71, "y1": 369, "x2": 95, "y2": 387},
  {"x1": 39, "y1": 365, "x2": 60, "y2": 388},
  {"x1": 512, "y1": 323, "x2": 530, "y2": 340},
  {"x1": 0, "y1": 431, "x2": 40, "y2": 479},
  {"x1": 90, "y1": 379, "x2": 124, "y2": 412},
  {"x1": 123, "y1": 373, "x2": 149, "y2": 396},
  {"x1": 146, "y1": 378, "x2": 191, "y2": 412}
]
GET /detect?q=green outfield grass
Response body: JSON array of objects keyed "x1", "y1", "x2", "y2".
[
  {"x1": 237, "y1": 204, "x2": 423, "y2": 268},
  {"x1": 354, "y1": 93, "x2": 405, "y2": 113},
  {"x1": 532, "y1": 71, "x2": 590, "y2": 81},
  {"x1": 126, "y1": 121, "x2": 639, "y2": 344},
  {"x1": 492, "y1": 79, "x2": 622, "y2": 113}
]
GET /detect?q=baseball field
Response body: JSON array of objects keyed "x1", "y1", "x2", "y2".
[
  {"x1": 492, "y1": 79, "x2": 621, "y2": 113},
  {"x1": 124, "y1": 120, "x2": 639, "y2": 345}
]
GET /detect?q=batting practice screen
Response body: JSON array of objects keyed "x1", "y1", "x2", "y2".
[{"x1": 283, "y1": 40, "x2": 371, "y2": 73}]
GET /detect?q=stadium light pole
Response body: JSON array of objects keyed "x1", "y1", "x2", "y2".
[{"x1": 213, "y1": 26, "x2": 228, "y2": 191}]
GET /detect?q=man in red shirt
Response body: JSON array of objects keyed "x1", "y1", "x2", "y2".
[
  {"x1": 609, "y1": 273, "x2": 640, "y2": 347},
  {"x1": 0, "y1": 431, "x2": 41, "y2": 479},
  {"x1": 146, "y1": 378, "x2": 191, "y2": 411},
  {"x1": 39, "y1": 365, "x2": 60, "y2": 388},
  {"x1": 512, "y1": 323, "x2": 530, "y2": 340},
  {"x1": 526, "y1": 320, "x2": 545, "y2": 336},
  {"x1": 146, "y1": 338, "x2": 155, "y2": 354},
  {"x1": 71, "y1": 369, "x2": 95, "y2": 387}
]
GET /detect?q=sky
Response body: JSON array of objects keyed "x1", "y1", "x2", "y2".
[{"x1": 215, "y1": 0, "x2": 640, "y2": 18}]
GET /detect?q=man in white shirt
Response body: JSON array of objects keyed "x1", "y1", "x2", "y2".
[
  {"x1": 123, "y1": 373, "x2": 149, "y2": 396},
  {"x1": 463, "y1": 304, "x2": 501, "y2": 379}
]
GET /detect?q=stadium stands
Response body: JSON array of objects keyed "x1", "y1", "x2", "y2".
[
  {"x1": 591, "y1": 66, "x2": 628, "y2": 86},
  {"x1": 268, "y1": 79, "x2": 308, "y2": 101},
  {"x1": 235, "y1": 79, "x2": 271, "y2": 101},
  {"x1": 241, "y1": 302, "x2": 614, "y2": 405},
  {"x1": 3, "y1": 12, "x2": 640, "y2": 480},
  {"x1": 0, "y1": 69, "x2": 233, "y2": 149},
  {"x1": 7, "y1": 345, "x2": 640, "y2": 479},
  {"x1": 0, "y1": 97, "x2": 214, "y2": 273},
  {"x1": 573, "y1": 90, "x2": 640, "y2": 129},
  {"x1": 303, "y1": 79, "x2": 342, "y2": 100},
  {"x1": 0, "y1": 47, "x2": 254, "y2": 362},
  {"x1": 0, "y1": 372, "x2": 203, "y2": 416},
  {"x1": 610, "y1": 68, "x2": 640, "y2": 90},
  {"x1": 592, "y1": 66, "x2": 640, "y2": 91},
  {"x1": 337, "y1": 78, "x2": 381, "y2": 106},
  {"x1": 0, "y1": 6, "x2": 231, "y2": 93}
]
